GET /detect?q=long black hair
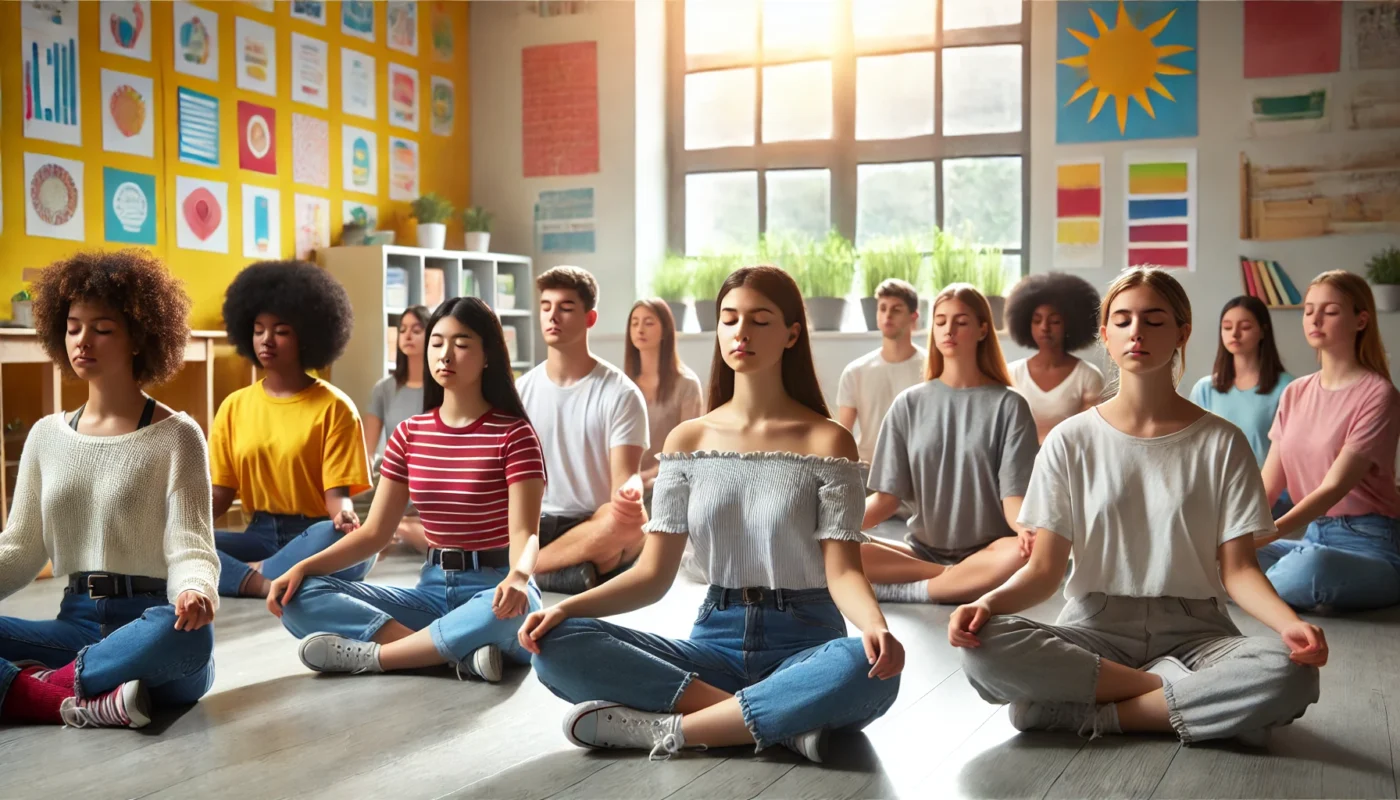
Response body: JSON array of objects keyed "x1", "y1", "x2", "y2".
[
  {"x1": 393, "y1": 305, "x2": 430, "y2": 387},
  {"x1": 1210, "y1": 295, "x2": 1287, "y2": 394},
  {"x1": 421, "y1": 297, "x2": 531, "y2": 421}
]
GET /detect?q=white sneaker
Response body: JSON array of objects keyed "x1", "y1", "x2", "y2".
[
  {"x1": 563, "y1": 700, "x2": 684, "y2": 752},
  {"x1": 1009, "y1": 700, "x2": 1118, "y2": 736},
  {"x1": 782, "y1": 729, "x2": 825, "y2": 762},
  {"x1": 60, "y1": 681, "x2": 150, "y2": 729},
  {"x1": 459, "y1": 645, "x2": 502, "y2": 683},
  {"x1": 1146, "y1": 657, "x2": 1271, "y2": 748},
  {"x1": 298, "y1": 633, "x2": 383, "y2": 674}
]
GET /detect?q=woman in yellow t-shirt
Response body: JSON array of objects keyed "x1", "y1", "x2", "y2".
[{"x1": 211, "y1": 262, "x2": 373, "y2": 598}]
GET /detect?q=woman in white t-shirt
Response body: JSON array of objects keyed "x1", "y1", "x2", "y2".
[
  {"x1": 1004, "y1": 272, "x2": 1105, "y2": 442},
  {"x1": 949, "y1": 267, "x2": 1326, "y2": 745}
]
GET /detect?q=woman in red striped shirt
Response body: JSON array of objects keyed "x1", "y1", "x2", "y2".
[{"x1": 266, "y1": 297, "x2": 547, "y2": 682}]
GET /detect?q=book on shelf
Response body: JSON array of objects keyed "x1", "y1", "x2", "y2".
[
  {"x1": 503, "y1": 325, "x2": 518, "y2": 362},
  {"x1": 385, "y1": 267, "x2": 408, "y2": 309},
  {"x1": 1238, "y1": 258, "x2": 1303, "y2": 307},
  {"x1": 385, "y1": 325, "x2": 398, "y2": 369},
  {"x1": 497, "y1": 273, "x2": 516, "y2": 310},
  {"x1": 463, "y1": 271, "x2": 476, "y2": 299},
  {"x1": 424, "y1": 267, "x2": 445, "y2": 308}
]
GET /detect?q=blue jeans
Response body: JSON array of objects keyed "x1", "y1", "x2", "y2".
[
  {"x1": 279, "y1": 561, "x2": 541, "y2": 668},
  {"x1": 216, "y1": 512, "x2": 376, "y2": 597},
  {"x1": 0, "y1": 587, "x2": 214, "y2": 708},
  {"x1": 1258, "y1": 514, "x2": 1400, "y2": 611},
  {"x1": 531, "y1": 586, "x2": 900, "y2": 751}
]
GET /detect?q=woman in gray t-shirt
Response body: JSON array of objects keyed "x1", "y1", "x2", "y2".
[
  {"x1": 359, "y1": 305, "x2": 428, "y2": 551},
  {"x1": 862, "y1": 284, "x2": 1039, "y2": 605}
]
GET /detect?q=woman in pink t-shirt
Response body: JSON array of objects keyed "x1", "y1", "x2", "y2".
[{"x1": 1256, "y1": 271, "x2": 1400, "y2": 611}]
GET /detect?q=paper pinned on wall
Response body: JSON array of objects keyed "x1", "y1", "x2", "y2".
[
  {"x1": 386, "y1": 1, "x2": 418, "y2": 55},
  {"x1": 522, "y1": 42, "x2": 599, "y2": 177},
  {"x1": 25, "y1": 152, "x2": 85, "y2": 241},
  {"x1": 175, "y1": 175, "x2": 229, "y2": 253},
  {"x1": 100, "y1": 1, "x2": 152, "y2": 61},
  {"x1": 290, "y1": 0, "x2": 326, "y2": 25},
  {"x1": 291, "y1": 33, "x2": 329, "y2": 109},
  {"x1": 1054, "y1": 158, "x2": 1103, "y2": 269},
  {"x1": 1243, "y1": 1, "x2": 1341, "y2": 78},
  {"x1": 1124, "y1": 149, "x2": 1196, "y2": 271},
  {"x1": 294, "y1": 193, "x2": 331, "y2": 260},
  {"x1": 388, "y1": 63, "x2": 419, "y2": 131},
  {"x1": 430, "y1": 76, "x2": 455, "y2": 136},
  {"x1": 388, "y1": 136, "x2": 419, "y2": 201},
  {"x1": 177, "y1": 86, "x2": 219, "y2": 166},
  {"x1": 235, "y1": 16, "x2": 277, "y2": 96},
  {"x1": 1247, "y1": 81, "x2": 1330, "y2": 137},
  {"x1": 241, "y1": 184, "x2": 281, "y2": 259},
  {"x1": 238, "y1": 101, "x2": 277, "y2": 174},
  {"x1": 172, "y1": 2, "x2": 219, "y2": 82},
  {"x1": 341, "y1": 48, "x2": 376, "y2": 120},
  {"x1": 22, "y1": 24, "x2": 83, "y2": 146},
  {"x1": 342, "y1": 124, "x2": 379, "y2": 196},
  {"x1": 342, "y1": 0, "x2": 375, "y2": 42},
  {"x1": 292, "y1": 113, "x2": 329, "y2": 188},
  {"x1": 535, "y1": 187, "x2": 597, "y2": 253},
  {"x1": 103, "y1": 166, "x2": 156, "y2": 245},
  {"x1": 1354, "y1": 2, "x2": 1400, "y2": 70},
  {"x1": 101, "y1": 68, "x2": 154, "y2": 157}
]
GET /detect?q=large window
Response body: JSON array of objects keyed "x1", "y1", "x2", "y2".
[{"x1": 670, "y1": 0, "x2": 1028, "y2": 275}]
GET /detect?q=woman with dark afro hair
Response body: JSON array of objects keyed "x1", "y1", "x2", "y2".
[
  {"x1": 0, "y1": 250, "x2": 218, "y2": 729},
  {"x1": 1004, "y1": 272, "x2": 1105, "y2": 442},
  {"x1": 209, "y1": 260, "x2": 373, "y2": 599}
]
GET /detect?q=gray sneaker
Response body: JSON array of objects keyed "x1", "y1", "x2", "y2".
[
  {"x1": 781, "y1": 729, "x2": 826, "y2": 762},
  {"x1": 299, "y1": 633, "x2": 383, "y2": 674},
  {"x1": 534, "y1": 563, "x2": 598, "y2": 594},
  {"x1": 454, "y1": 645, "x2": 503, "y2": 683}
]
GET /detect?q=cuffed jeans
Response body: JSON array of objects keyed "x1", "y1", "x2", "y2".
[
  {"x1": 1258, "y1": 514, "x2": 1400, "y2": 611},
  {"x1": 532, "y1": 586, "x2": 900, "y2": 751},
  {"x1": 961, "y1": 594, "x2": 1319, "y2": 744},
  {"x1": 216, "y1": 512, "x2": 376, "y2": 597}
]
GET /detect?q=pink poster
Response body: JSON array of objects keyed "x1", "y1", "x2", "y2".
[
  {"x1": 522, "y1": 41, "x2": 599, "y2": 177},
  {"x1": 1244, "y1": 1, "x2": 1342, "y2": 78}
]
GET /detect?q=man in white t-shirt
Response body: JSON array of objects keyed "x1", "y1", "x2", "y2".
[
  {"x1": 837, "y1": 279, "x2": 926, "y2": 465},
  {"x1": 517, "y1": 266, "x2": 650, "y2": 594}
]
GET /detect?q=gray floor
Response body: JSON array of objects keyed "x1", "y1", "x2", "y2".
[{"x1": 2, "y1": 550, "x2": 1398, "y2": 800}]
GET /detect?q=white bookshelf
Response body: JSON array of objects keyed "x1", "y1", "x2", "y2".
[{"x1": 318, "y1": 245, "x2": 536, "y2": 412}]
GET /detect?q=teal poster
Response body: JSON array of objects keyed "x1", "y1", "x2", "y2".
[{"x1": 103, "y1": 167, "x2": 157, "y2": 245}]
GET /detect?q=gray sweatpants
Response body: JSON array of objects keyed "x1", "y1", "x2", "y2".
[{"x1": 961, "y1": 594, "x2": 1320, "y2": 744}]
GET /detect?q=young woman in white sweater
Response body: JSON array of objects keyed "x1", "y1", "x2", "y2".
[{"x1": 0, "y1": 251, "x2": 220, "y2": 729}]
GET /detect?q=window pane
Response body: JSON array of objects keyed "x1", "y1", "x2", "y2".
[
  {"x1": 853, "y1": 0, "x2": 935, "y2": 44},
  {"x1": 762, "y1": 0, "x2": 835, "y2": 56},
  {"x1": 686, "y1": 0, "x2": 757, "y2": 58},
  {"x1": 943, "y1": 45, "x2": 1022, "y2": 135},
  {"x1": 943, "y1": 0, "x2": 1021, "y2": 29},
  {"x1": 856, "y1": 53, "x2": 934, "y2": 140},
  {"x1": 686, "y1": 171, "x2": 759, "y2": 254},
  {"x1": 762, "y1": 61, "x2": 832, "y2": 141},
  {"x1": 686, "y1": 69, "x2": 756, "y2": 149},
  {"x1": 943, "y1": 157, "x2": 1022, "y2": 248},
  {"x1": 857, "y1": 162, "x2": 936, "y2": 248},
  {"x1": 766, "y1": 169, "x2": 830, "y2": 242}
]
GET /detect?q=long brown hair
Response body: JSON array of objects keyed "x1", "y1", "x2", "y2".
[
  {"x1": 1099, "y1": 267, "x2": 1192, "y2": 387},
  {"x1": 624, "y1": 298, "x2": 682, "y2": 404},
  {"x1": 706, "y1": 265, "x2": 829, "y2": 417},
  {"x1": 1308, "y1": 270, "x2": 1391, "y2": 382},
  {"x1": 393, "y1": 305, "x2": 430, "y2": 387},
  {"x1": 923, "y1": 283, "x2": 1012, "y2": 386},
  {"x1": 1210, "y1": 295, "x2": 1287, "y2": 394}
]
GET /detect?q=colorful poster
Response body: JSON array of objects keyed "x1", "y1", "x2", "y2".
[
  {"x1": 24, "y1": 152, "x2": 84, "y2": 241},
  {"x1": 291, "y1": 33, "x2": 329, "y2": 108},
  {"x1": 290, "y1": 0, "x2": 326, "y2": 25},
  {"x1": 238, "y1": 101, "x2": 277, "y2": 174},
  {"x1": 173, "y1": 2, "x2": 219, "y2": 82},
  {"x1": 342, "y1": 1, "x2": 375, "y2": 41},
  {"x1": 387, "y1": 1, "x2": 418, "y2": 55},
  {"x1": 1124, "y1": 149, "x2": 1196, "y2": 271},
  {"x1": 102, "y1": 167, "x2": 156, "y2": 245},
  {"x1": 1054, "y1": 159, "x2": 1104, "y2": 269},
  {"x1": 1354, "y1": 2, "x2": 1400, "y2": 70},
  {"x1": 22, "y1": 26, "x2": 83, "y2": 146},
  {"x1": 292, "y1": 113, "x2": 329, "y2": 188},
  {"x1": 177, "y1": 87, "x2": 220, "y2": 167},
  {"x1": 1056, "y1": 1, "x2": 1198, "y2": 143},
  {"x1": 342, "y1": 125, "x2": 378, "y2": 195},
  {"x1": 430, "y1": 76, "x2": 455, "y2": 136},
  {"x1": 242, "y1": 185, "x2": 282, "y2": 258},
  {"x1": 22, "y1": 1, "x2": 79, "y2": 30},
  {"x1": 431, "y1": 2, "x2": 454, "y2": 61},
  {"x1": 101, "y1": 69, "x2": 155, "y2": 157},
  {"x1": 343, "y1": 200, "x2": 378, "y2": 229},
  {"x1": 235, "y1": 17, "x2": 277, "y2": 96},
  {"x1": 176, "y1": 176, "x2": 229, "y2": 253},
  {"x1": 522, "y1": 42, "x2": 600, "y2": 177},
  {"x1": 388, "y1": 137, "x2": 419, "y2": 201},
  {"x1": 100, "y1": 1, "x2": 152, "y2": 61},
  {"x1": 1243, "y1": 1, "x2": 1340, "y2": 78},
  {"x1": 388, "y1": 63, "x2": 419, "y2": 131},
  {"x1": 535, "y1": 188, "x2": 597, "y2": 253},
  {"x1": 341, "y1": 48, "x2": 376, "y2": 120},
  {"x1": 294, "y1": 193, "x2": 331, "y2": 260},
  {"x1": 1247, "y1": 82, "x2": 1330, "y2": 137}
]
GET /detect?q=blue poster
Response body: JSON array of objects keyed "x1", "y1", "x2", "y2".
[
  {"x1": 1056, "y1": 1, "x2": 1198, "y2": 143},
  {"x1": 535, "y1": 188, "x2": 596, "y2": 253},
  {"x1": 177, "y1": 87, "x2": 220, "y2": 166},
  {"x1": 103, "y1": 167, "x2": 156, "y2": 245}
]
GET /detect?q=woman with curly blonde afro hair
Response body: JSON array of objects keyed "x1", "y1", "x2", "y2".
[{"x1": 0, "y1": 250, "x2": 218, "y2": 729}]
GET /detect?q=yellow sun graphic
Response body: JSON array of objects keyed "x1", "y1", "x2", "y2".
[{"x1": 1059, "y1": 0, "x2": 1194, "y2": 134}]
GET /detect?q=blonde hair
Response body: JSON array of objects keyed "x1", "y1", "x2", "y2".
[
  {"x1": 924, "y1": 283, "x2": 1011, "y2": 386},
  {"x1": 1099, "y1": 266, "x2": 1192, "y2": 387},
  {"x1": 1308, "y1": 270, "x2": 1391, "y2": 381}
]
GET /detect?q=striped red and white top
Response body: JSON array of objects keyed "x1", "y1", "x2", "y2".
[{"x1": 380, "y1": 409, "x2": 546, "y2": 551}]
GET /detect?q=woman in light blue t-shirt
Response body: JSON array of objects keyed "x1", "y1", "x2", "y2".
[{"x1": 1188, "y1": 295, "x2": 1292, "y2": 513}]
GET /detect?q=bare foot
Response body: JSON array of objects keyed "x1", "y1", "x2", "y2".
[{"x1": 239, "y1": 569, "x2": 272, "y2": 598}]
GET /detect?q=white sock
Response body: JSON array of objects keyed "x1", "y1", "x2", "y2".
[
  {"x1": 873, "y1": 581, "x2": 931, "y2": 603},
  {"x1": 366, "y1": 642, "x2": 385, "y2": 673}
]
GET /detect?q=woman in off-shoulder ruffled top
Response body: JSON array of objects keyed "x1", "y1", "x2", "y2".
[{"x1": 520, "y1": 266, "x2": 904, "y2": 762}]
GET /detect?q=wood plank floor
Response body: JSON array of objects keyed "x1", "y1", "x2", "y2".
[{"x1": 2, "y1": 550, "x2": 1397, "y2": 800}]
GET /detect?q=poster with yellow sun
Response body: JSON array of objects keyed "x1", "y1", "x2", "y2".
[{"x1": 1057, "y1": 0, "x2": 1198, "y2": 143}]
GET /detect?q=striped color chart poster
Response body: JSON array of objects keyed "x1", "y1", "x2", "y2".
[
  {"x1": 1054, "y1": 158, "x2": 1103, "y2": 269},
  {"x1": 1124, "y1": 149, "x2": 1196, "y2": 271}
]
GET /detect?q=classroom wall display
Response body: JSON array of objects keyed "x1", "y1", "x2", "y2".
[
  {"x1": 388, "y1": 63, "x2": 419, "y2": 131},
  {"x1": 1124, "y1": 149, "x2": 1196, "y2": 270},
  {"x1": 430, "y1": 76, "x2": 455, "y2": 136},
  {"x1": 1246, "y1": 82, "x2": 1330, "y2": 137},
  {"x1": 431, "y1": 2, "x2": 454, "y2": 61},
  {"x1": 290, "y1": 0, "x2": 325, "y2": 25},
  {"x1": 22, "y1": 1, "x2": 79, "y2": 29},
  {"x1": 1054, "y1": 159, "x2": 1104, "y2": 269},
  {"x1": 522, "y1": 42, "x2": 600, "y2": 177},
  {"x1": 341, "y1": 48, "x2": 377, "y2": 119},
  {"x1": 101, "y1": 69, "x2": 155, "y2": 157},
  {"x1": 1242, "y1": 1, "x2": 1340, "y2": 79},
  {"x1": 177, "y1": 86, "x2": 220, "y2": 167},
  {"x1": 102, "y1": 167, "x2": 156, "y2": 245},
  {"x1": 235, "y1": 16, "x2": 278, "y2": 96},
  {"x1": 241, "y1": 185, "x2": 282, "y2": 258},
  {"x1": 24, "y1": 152, "x2": 85, "y2": 241},
  {"x1": 175, "y1": 176, "x2": 229, "y2": 253},
  {"x1": 294, "y1": 193, "x2": 331, "y2": 259},
  {"x1": 387, "y1": 1, "x2": 418, "y2": 55},
  {"x1": 292, "y1": 113, "x2": 330, "y2": 188},
  {"x1": 1354, "y1": 2, "x2": 1400, "y2": 70},
  {"x1": 238, "y1": 101, "x2": 277, "y2": 174},
  {"x1": 100, "y1": 1, "x2": 152, "y2": 61},
  {"x1": 172, "y1": 2, "x2": 219, "y2": 82},
  {"x1": 344, "y1": 200, "x2": 379, "y2": 229},
  {"x1": 388, "y1": 137, "x2": 419, "y2": 201},
  {"x1": 342, "y1": 125, "x2": 379, "y2": 196},
  {"x1": 1056, "y1": 1, "x2": 1198, "y2": 143},
  {"x1": 22, "y1": 22, "x2": 83, "y2": 145},
  {"x1": 342, "y1": 1, "x2": 375, "y2": 42},
  {"x1": 1241, "y1": 149, "x2": 1400, "y2": 240},
  {"x1": 291, "y1": 33, "x2": 329, "y2": 108},
  {"x1": 1346, "y1": 81, "x2": 1400, "y2": 132}
]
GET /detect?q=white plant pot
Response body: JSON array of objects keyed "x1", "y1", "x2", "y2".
[
  {"x1": 11, "y1": 300, "x2": 33, "y2": 328},
  {"x1": 465, "y1": 231, "x2": 491, "y2": 252},
  {"x1": 417, "y1": 222, "x2": 447, "y2": 250},
  {"x1": 1372, "y1": 283, "x2": 1400, "y2": 312}
]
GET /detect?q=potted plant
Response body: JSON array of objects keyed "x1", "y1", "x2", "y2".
[
  {"x1": 692, "y1": 250, "x2": 744, "y2": 332},
  {"x1": 651, "y1": 252, "x2": 693, "y2": 329},
  {"x1": 973, "y1": 244, "x2": 1008, "y2": 330},
  {"x1": 1365, "y1": 246, "x2": 1400, "y2": 312},
  {"x1": 859, "y1": 237, "x2": 923, "y2": 331},
  {"x1": 789, "y1": 231, "x2": 856, "y2": 332},
  {"x1": 410, "y1": 193, "x2": 454, "y2": 250},
  {"x1": 462, "y1": 205, "x2": 493, "y2": 252},
  {"x1": 10, "y1": 290, "x2": 33, "y2": 328},
  {"x1": 926, "y1": 229, "x2": 972, "y2": 319}
]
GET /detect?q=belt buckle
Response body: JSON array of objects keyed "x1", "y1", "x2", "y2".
[
  {"x1": 741, "y1": 587, "x2": 762, "y2": 605},
  {"x1": 440, "y1": 549, "x2": 467, "y2": 571},
  {"x1": 87, "y1": 574, "x2": 113, "y2": 599}
]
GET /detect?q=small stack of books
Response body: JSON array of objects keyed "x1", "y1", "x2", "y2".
[{"x1": 1239, "y1": 258, "x2": 1302, "y2": 307}]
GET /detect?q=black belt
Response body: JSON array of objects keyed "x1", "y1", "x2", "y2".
[
  {"x1": 69, "y1": 573, "x2": 167, "y2": 599},
  {"x1": 707, "y1": 585, "x2": 833, "y2": 610},
  {"x1": 428, "y1": 547, "x2": 510, "y2": 571}
]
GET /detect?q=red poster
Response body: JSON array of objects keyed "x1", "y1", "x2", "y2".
[
  {"x1": 1243, "y1": 1, "x2": 1341, "y2": 78},
  {"x1": 238, "y1": 101, "x2": 277, "y2": 175},
  {"x1": 522, "y1": 41, "x2": 599, "y2": 177}
]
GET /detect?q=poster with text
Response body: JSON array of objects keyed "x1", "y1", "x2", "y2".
[
  {"x1": 176, "y1": 176, "x2": 228, "y2": 253},
  {"x1": 172, "y1": 2, "x2": 219, "y2": 82},
  {"x1": 294, "y1": 193, "x2": 331, "y2": 259},
  {"x1": 387, "y1": 1, "x2": 418, "y2": 55},
  {"x1": 1124, "y1": 149, "x2": 1196, "y2": 271},
  {"x1": 344, "y1": 199, "x2": 378, "y2": 229},
  {"x1": 103, "y1": 166, "x2": 156, "y2": 245},
  {"x1": 238, "y1": 101, "x2": 277, "y2": 174},
  {"x1": 536, "y1": 187, "x2": 596, "y2": 253},
  {"x1": 388, "y1": 137, "x2": 419, "y2": 200},
  {"x1": 342, "y1": 1, "x2": 375, "y2": 41},
  {"x1": 341, "y1": 48, "x2": 376, "y2": 120},
  {"x1": 342, "y1": 125, "x2": 379, "y2": 195},
  {"x1": 101, "y1": 69, "x2": 155, "y2": 157},
  {"x1": 25, "y1": 152, "x2": 84, "y2": 241},
  {"x1": 22, "y1": 26, "x2": 83, "y2": 146},
  {"x1": 388, "y1": 63, "x2": 419, "y2": 131},
  {"x1": 1054, "y1": 159, "x2": 1104, "y2": 269},
  {"x1": 291, "y1": 33, "x2": 329, "y2": 108},
  {"x1": 430, "y1": 76, "x2": 455, "y2": 136},
  {"x1": 22, "y1": 1, "x2": 79, "y2": 30},
  {"x1": 242, "y1": 184, "x2": 282, "y2": 258},
  {"x1": 290, "y1": 0, "x2": 326, "y2": 25},
  {"x1": 100, "y1": 1, "x2": 152, "y2": 61},
  {"x1": 292, "y1": 113, "x2": 329, "y2": 188},
  {"x1": 177, "y1": 86, "x2": 220, "y2": 166},
  {"x1": 235, "y1": 17, "x2": 278, "y2": 96},
  {"x1": 522, "y1": 42, "x2": 599, "y2": 176}
]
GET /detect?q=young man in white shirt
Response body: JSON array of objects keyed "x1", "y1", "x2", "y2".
[
  {"x1": 517, "y1": 266, "x2": 650, "y2": 594},
  {"x1": 837, "y1": 279, "x2": 925, "y2": 465}
]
